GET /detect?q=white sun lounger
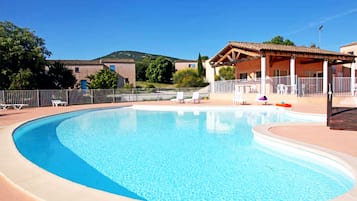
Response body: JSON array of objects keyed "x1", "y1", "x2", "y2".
[
  {"x1": 0, "y1": 104, "x2": 13, "y2": 110},
  {"x1": 51, "y1": 100, "x2": 68, "y2": 107},
  {"x1": 1, "y1": 103, "x2": 28, "y2": 110},
  {"x1": 12, "y1": 104, "x2": 28, "y2": 110},
  {"x1": 185, "y1": 92, "x2": 201, "y2": 104}
]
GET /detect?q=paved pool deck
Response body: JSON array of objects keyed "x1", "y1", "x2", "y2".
[{"x1": 0, "y1": 100, "x2": 357, "y2": 201}]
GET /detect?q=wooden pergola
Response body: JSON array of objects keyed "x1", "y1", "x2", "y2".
[
  {"x1": 211, "y1": 41, "x2": 356, "y2": 130},
  {"x1": 211, "y1": 42, "x2": 355, "y2": 66}
]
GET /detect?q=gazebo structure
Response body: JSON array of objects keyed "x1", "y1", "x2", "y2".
[
  {"x1": 210, "y1": 41, "x2": 356, "y2": 96},
  {"x1": 210, "y1": 41, "x2": 356, "y2": 130}
]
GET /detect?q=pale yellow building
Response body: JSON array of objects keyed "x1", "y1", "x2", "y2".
[
  {"x1": 174, "y1": 60, "x2": 198, "y2": 71},
  {"x1": 48, "y1": 59, "x2": 136, "y2": 89},
  {"x1": 341, "y1": 42, "x2": 357, "y2": 65}
]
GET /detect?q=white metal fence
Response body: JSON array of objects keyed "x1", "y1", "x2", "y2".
[
  {"x1": 1, "y1": 77, "x2": 355, "y2": 107},
  {"x1": 0, "y1": 88, "x2": 209, "y2": 107},
  {"x1": 213, "y1": 76, "x2": 357, "y2": 96}
]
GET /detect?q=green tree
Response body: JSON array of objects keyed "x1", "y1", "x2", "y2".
[
  {"x1": 201, "y1": 55, "x2": 209, "y2": 61},
  {"x1": 9, "y1": 68, "x2": 35, "y2": 89},
  {"x1": 46, "y1": 61, "x2": 77, "y2": 89},
  {"x1": 173, "y1": 69, "x2": 204, "y2": 87},
  {"x1": 136, "y1": 57, "x2": 152, "y2": 81},
  {"x1": 197, "y1": 53, "x2": 205, "y2": 77},
  {"x1": 145, "y1": 56, "x2": 174, "y2": 83},
  {"x1": 218, "y1": 66, "x2": 235, "y2": 80},
  {"x1": 263, "y1": 35, "x2": 295, "y2": 46},
  {"x1": 310, "y1": 43, "x2": 317, "y2": 48},
  {"x1": 87, "y1": 69, "x2": 119, "y2": 89},
  {"x1": 0, "y1": 21, "x2": 51, "y2": 89}
]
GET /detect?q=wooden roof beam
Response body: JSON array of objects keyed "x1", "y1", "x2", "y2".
[
  {"x1": 217, "y1": 49, "x2": 235, "y2": 63},
  {"x1": 235, "y1": 56, "x2": 261, "y2": 63},
  {"x1": 216, "y1": 48, "x2": 260, "y2": 63},
  {"x1": 231, "y1": 48, "x2": 260, "y2": 57}
]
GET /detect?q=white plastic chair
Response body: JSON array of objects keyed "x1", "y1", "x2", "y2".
[
  {"x1": 170, "y1": 92, "x2": 184, "y2": 103},
  {"x1": 186, "y1": 92, "x2": 201, "y2": 104},
  {"x1": 277, "y1": 84, "x2": 287, "y2": 94},
  {"x1": 233, "y1": 91, "x2": 246, "y2": 104}
]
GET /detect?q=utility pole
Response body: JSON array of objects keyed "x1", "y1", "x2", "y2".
[{"x1": 318, "y1": 25, "x2": 324, "y2": 48}]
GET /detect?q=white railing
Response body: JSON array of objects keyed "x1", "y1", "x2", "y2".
[
  {"x1": 212, "y1": 79, "x2": 261, "y2": 94},
  {"x1": 213, "y1": 76, "x2": 356, "y2": 97},
  {"x1": 1, "y1": 77, "x2": 355, "y2": 107}
]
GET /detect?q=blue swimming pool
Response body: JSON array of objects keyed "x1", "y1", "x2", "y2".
[{"x1": 13, "y1": 106, "x2": 354, "y2": 201}]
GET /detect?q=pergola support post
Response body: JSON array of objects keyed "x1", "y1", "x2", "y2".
[
  {"x1": 290, "y1": 56, "x2": 296, "y2": 93},
  {"x1": 323, "y1": 59, "x2": 328, "y2": 94},
  {"x1": 260, "y1": 56, "x2": 266, "y2": 95},
  {"x1": 327, "y1": 65, "x2": 333, "y2": 127},
  {"x1": 351, "y1": 61, "x2": 356, "y2": 95}
]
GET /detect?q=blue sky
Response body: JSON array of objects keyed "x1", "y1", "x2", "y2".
[{"x1": 1, "y1": 0, "x2": 357, "y2": 60}]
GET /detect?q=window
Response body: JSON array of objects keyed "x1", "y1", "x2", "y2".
[
  {"x1": 239, "y1": 73, "x2": 248, "y2": 80},
  {"x1": 313, "y1": 72, "x2": 323, "y2": 77},
  {"x1": 109, "y1": 65, "x2": 116, "y2": 72},
  {"x1": 332, "y1": 66, "x2": 336, "y2": 74},
  {"x1": 189, "y1": 64, "x2": 195, "y2": 68},
  {"x1": 75, "y1": 67, "x2": 79, "y2": 73},
  {"x1": 80, "y1": 80, "x2": 87, "y2": 89},
  {"x1": 256, "y1": 71, "x2": 261, "y2": 78},
  {"x1": 273, "y1": 69, "x2": 287, "y2": 76}
]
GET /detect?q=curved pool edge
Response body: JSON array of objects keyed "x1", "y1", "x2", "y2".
[
  {"x1": 252, "y1": 122, "x2": 357, "y2": 201},
  {"x1": 0, "y1": 111, "x2": 137, "y2": 201}
]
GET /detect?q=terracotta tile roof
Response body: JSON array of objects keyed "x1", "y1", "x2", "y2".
[
  {"x1": 98, "y1": 58, "x2": 135, "y2": 63},
  {"x1": 175, "y1": 60, "x2": 197, "y2": 63},
  {"x1": 47, "y1": 60, "x2": 101, "y2": 65},
  {"x1": 228, "y1": 41, "x2": 349, "y2": 56},
  {"x1": 47, "y1": 58, "x2": 135, "y2": 65},
  {"x1": 210, "y1": 41, "x2": 355, "y2": 63}
]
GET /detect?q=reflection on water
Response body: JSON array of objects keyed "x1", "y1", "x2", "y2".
[
  {"x1": 206, "y1": 111, "x2": 234, "y2": 133},
  {"x1": 206, "y1": 110, "x2": 273, "y2": 134}
]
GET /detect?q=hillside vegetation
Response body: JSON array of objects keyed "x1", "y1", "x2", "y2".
[{"x1": 98, "y1": 50, "x2": 181, "y2": 62}]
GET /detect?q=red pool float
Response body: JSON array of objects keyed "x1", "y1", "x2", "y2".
[{"x1": 275, "y1": 103, "x2": 292, "y2": 108}]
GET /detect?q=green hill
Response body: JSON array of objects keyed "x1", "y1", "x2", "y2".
[{"x1": 97, "y1": 50, "x2": 181, "y2": 62}]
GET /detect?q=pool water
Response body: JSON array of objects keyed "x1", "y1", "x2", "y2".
[{"x1": 13, "y1": 107, "x2": 354, "y2": 201}]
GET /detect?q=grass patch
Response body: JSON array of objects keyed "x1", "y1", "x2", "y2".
[{"x1": 136, "y1": 81, "x2": 176, "y2": 88}]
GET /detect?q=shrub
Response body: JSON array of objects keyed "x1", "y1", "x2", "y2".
[
  {"x1": 173, "y1": 69, "x2": 204, "y2": 87},
  {"x1": 124, "y1": 83, "x2": 134, "y2": 89},
  {"x1": 218, "y1": 66, "x2": 235, "y2": 80}
]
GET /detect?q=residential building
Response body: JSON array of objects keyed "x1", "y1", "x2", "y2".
[
  {"x1": 204, "y1": 59, "x2": 217, "y2": 83},
  {"x1": 339, "y1": 42, "x2": 357, "y2": 77},
  {"x1": 175, "y1": 59, "x2": 213, "y2": 83},
  {"x1": 174, "y1": 60, "x2": 197, "y2": 71},
  {"x1": 48, "y1": 59, "x2": 135, "y2": 89}
]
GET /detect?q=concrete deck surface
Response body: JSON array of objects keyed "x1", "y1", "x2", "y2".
[{"x1": 0, "y1": 100, "x2": 356, "y2": 201}]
